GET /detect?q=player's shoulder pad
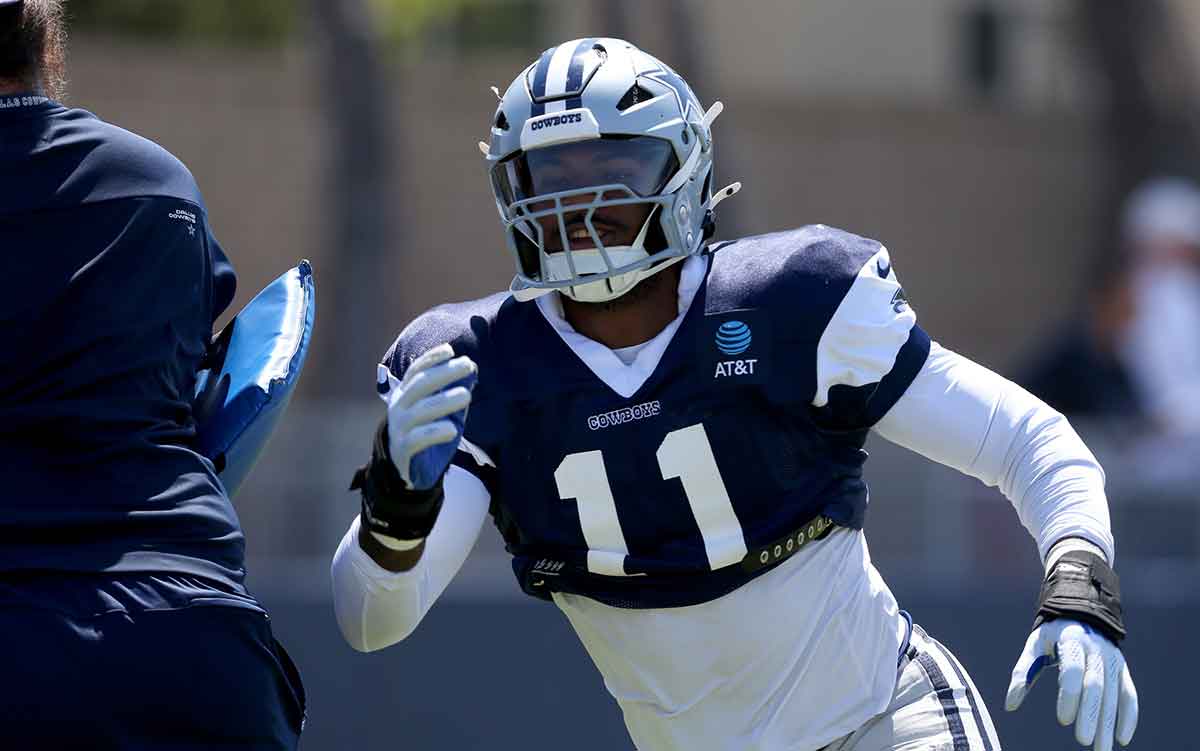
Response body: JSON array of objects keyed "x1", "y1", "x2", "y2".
[
  {"x1": 706, "y1": 224, "x2": 892, "y2": 325},
  {"x1": 58, "y1": 109, "x2": 205, "y2": 208},
  {"x1": 382, "y1": 291, "x2": 514, "y2": 380}
]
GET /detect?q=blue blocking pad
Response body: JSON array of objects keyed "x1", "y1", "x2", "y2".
[{"x1": 194, "y1": 261, "x2": 315, "y2": 498}]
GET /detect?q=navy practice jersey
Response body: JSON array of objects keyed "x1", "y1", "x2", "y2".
[
  {"x1": 0, "y1": 94, "x2": 246, "y2": 589},
  {"x1": 386, "y1": 226, "x2": 930, "y2": 608}
]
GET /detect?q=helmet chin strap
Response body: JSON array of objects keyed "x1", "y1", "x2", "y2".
[
  {"x1": 567, "y1": 254, "x2": 688, "y2": 304},
  {"x1": 705, "y1": 182, "x2": 742, "y2": 211}
]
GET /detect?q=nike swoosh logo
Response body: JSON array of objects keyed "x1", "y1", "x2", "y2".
[{"x1": 876, "y1": 257, "x2": 891, "y2": 278}]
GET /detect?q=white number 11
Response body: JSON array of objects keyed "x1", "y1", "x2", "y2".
[{"x1": 554, "y1": 424, "x2": 748, "y2": 576}]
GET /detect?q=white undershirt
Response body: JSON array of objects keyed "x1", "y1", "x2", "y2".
[
  {"x1": 612, "y1": 342, "x2": 648, "y2": 366},
  {"x1": 532, "y1": 255, "x2": 708, "y2": 397},
  {"x1": 332, "y1": 259, "x2": 1113, "y2": 751}
]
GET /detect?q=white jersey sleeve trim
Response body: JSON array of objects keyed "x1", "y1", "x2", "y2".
[
  {"x1": 813, "y1": 246, "x2": 917, "y2": 407},
  {"x1": 872, "y1": 342, "x2": 1115, "y2": 563},
  {"x1": 330, "y1": 465, "x2": 491, "y2": 652}
]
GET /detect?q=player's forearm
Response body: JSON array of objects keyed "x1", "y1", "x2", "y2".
[
  {"x1": 330, "y1": 466, "x2": 491, "y2": 651},
  {"x1": 873, "y1": 342, "x2": 1114, "y2": 563},
  {"x1": 1000, "y1": 416, "x2": 1112, "y2": 563},
  {"x1": 331, "y1": 516, "x2": 429, "y2": 651}
]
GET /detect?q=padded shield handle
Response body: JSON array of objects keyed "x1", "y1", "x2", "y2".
[{"x1": 194, "y1": 260, "x2": 316, "y2": 498}]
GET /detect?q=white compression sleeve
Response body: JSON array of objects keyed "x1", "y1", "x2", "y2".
[
  {"x1": 330, "y1": 465, "x2": 491, "y2": 652},
  {"x1": 872, "y1": 342, "x2": 1115, "y2": 563}
]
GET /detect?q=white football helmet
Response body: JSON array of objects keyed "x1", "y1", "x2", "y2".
[{"x1": 482, "y1": 37, "x2": 739, "y2": 303}]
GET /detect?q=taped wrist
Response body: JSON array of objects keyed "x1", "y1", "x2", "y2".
[
  {"x1": 350, "y1": 419, "x2": 445, "y2": 541},
  {"x1": 1033, "y1": 550, "x2": 1126, "y2": 644}
]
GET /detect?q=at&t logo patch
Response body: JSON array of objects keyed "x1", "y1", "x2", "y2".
[
  {"x1": 714, "y1": 320, "x2": 757, "y2": 379},
  {"x1": 715, "y1": 321, "x2": 752, "y2": 355}
]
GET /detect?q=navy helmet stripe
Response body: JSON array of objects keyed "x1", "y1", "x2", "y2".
[
  {"x1": 564, "y1": 37, "x2": 597, "y2": 110},
  {"x1": 530, "y1": 47, "x2": 555, "y2": 118}
]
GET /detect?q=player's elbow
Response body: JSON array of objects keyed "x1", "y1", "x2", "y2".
[
  {"x1": 334, "y1": 607, "x2": 415, "y2": 653},
  {"x1": 332, "y1": 596, "x2": 369, "y2": 652},
  {"x1": 342, "y1": 632, "x2": 376, "y2": 654},
  {"x1": 344, "y1": 633, "x2": 392, "y2": 654},
  {"x1": 331, "y1": 586, "x2": 420, "y2": 652}
]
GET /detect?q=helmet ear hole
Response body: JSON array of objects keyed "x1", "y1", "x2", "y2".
[
  {"x1": 494, "y1": 111, "x2": 510, "y2": 131},
  {"x1": 616, "y1": 83, "x2": 654, "y2": 112}
]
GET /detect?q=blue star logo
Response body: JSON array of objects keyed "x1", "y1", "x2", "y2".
[{"x1": 640, "y1": 62, "x2": 699, "y2": 121}]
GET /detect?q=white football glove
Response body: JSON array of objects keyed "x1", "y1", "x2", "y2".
[
  {"x1": 1006, "y1": 618, "x2": 1138, "y2": 751},
  {"x1": 377, "y1": 343, "x2": 477, "y2": 490}
]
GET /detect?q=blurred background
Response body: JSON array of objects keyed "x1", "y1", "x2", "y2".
[{"x1": 61, "y1": 0, "x2": 1199, "y2": 747}]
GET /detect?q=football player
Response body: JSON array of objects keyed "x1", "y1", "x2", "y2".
[{"x1": 332, "y1": 38, "x2": 1137, "y2": 751}]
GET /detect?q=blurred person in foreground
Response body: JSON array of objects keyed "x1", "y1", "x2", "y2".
[
  {"x1": 331, "y1": 38, "x2": 1136, "y2": 751},
  {"x1": 0, "y1": 1, "x2": 303, "y2": 747}
]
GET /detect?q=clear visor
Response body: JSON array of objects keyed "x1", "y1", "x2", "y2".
[{"x1": 491, "y1": 136, "x2": 678, "y2": 206}]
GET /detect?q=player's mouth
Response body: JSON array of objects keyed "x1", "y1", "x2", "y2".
[
  {"x1": 547, "y1": 219, "x2": 623, "y2": 252},
  {"x1": 568, "y1": 226, "x2": 610, "y2": 250}
]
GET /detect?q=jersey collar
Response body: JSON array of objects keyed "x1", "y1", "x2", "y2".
[{"x1": 536, "y1": 255, "x2": 709, "y2": 398}]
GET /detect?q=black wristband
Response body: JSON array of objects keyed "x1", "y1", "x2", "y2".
[
  {"x1": 350, "y1": 419, "x2": 445, "y2": 540},
  {"x1": 1033, "y1": 550, "x2": 1126, "y2": 645}
]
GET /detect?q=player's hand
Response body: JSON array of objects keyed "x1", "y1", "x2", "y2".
[
  {"x1": 377, "y1": 343, "x2": 477, "y2": 490},
  {"x1": 1005, "y1": 619, "x2": 1138, "y2": 751}
]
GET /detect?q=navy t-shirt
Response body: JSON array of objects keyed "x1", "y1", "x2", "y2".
[{"x1": 0, "y1": 94, "x2": 246, "y2": 590}]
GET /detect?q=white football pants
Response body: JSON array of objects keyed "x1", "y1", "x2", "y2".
[{"x1": 822, "y1": 624, "x2": 1002, "y2": 751}]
